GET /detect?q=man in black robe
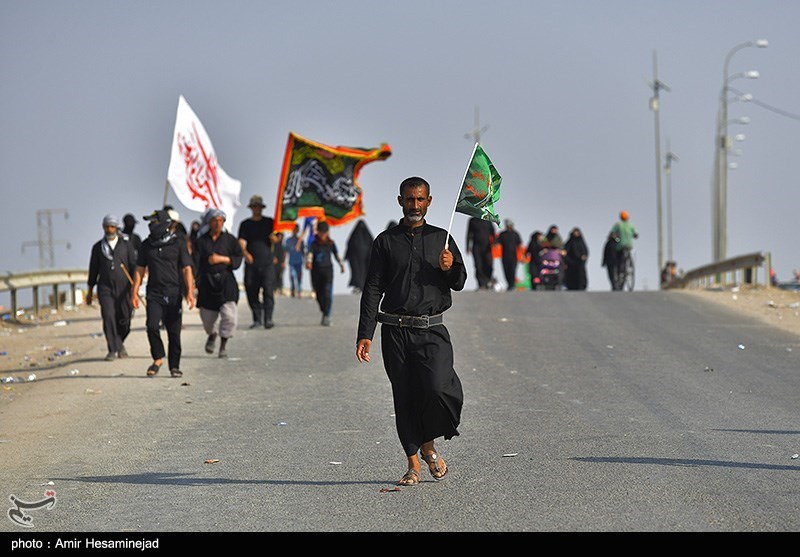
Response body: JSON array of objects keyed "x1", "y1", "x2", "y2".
[
  {"x1": 497, "y1": 219, "x2": 522, "y2": 291},
  {"x1": 356, "y1": 176, "x2": 467, "y2": 487},
  {"x1": 466, "y1": 217, "x2": 495, "y2": 290},
  {"x1": 87, "y1": 214, "x2": 137, "y2": 361},
  {"x1": 344, "y1": 219, "x2": 374, "y2": 294}
]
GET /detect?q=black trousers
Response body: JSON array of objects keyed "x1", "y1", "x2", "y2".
[
  {"x1": 311, "y1": 266, "x2": 333, "y2": 316},
  {"x1": 380, "y1": 324, "x2": 463, "y2": 457},
  {"x1": 473, "y1": 246, "x2": 493, "y2": 288},
  {"x1": 97, "y1": 286, "x2": 132, "y2": 353},
  {"x1": 502, "y1": 257, "x2": 517, "y2": 290},
  {"x1": 145, "y1": 295, "x2": 182, "y2": 370},
  {"x1": 244, "y1": 264, "x2": 275, "y2": 324}
]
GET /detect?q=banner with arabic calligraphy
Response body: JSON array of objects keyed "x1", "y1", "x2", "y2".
[
  {"x1": 166, "y1": 95, "x2": 242, "y2": 221},
  {"x1": 273, "y1": 132, "x2": 391, "y2": 231}
]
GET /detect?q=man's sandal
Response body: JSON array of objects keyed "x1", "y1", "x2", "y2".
[
  {"x1": 146, "y1": 364, "x2": 160, "y2": 377},
  {"x1": 397, "y1": 468, "x2": 420, "y2": 486},
  {"x1": 420, "y1": 451, "x2": 448, "y2": 481}
]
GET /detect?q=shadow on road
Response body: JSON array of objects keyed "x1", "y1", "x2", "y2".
[
  {"x1": 53, "y1": 472, "x2": 390, "y2": 487},
  {"x1": 573, "y1": 456, "x2": 800, "y2": 471}
]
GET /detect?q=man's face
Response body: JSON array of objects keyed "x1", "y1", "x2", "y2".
[
  {"x1": 250, "y1": 205, "x2": 263, "y2": 217},
  {"x1": 398, "y1": 185, "x2": 431, "y2": 225},
  {"x1": 210, "y1": 216, "x2": 225, "y2": 233},
  {"x1": 104, "y1": 224, "x2": 118, "y2": 237}
]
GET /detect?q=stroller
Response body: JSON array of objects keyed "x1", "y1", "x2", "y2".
[{"x1": 538, "y1": 243, "x2": 563, "y2": 290}]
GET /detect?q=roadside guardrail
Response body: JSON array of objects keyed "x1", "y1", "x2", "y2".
[
  {"x1": 664, "y1": 251, "x2": 771, "y2": 290},
  {"x1": 0, "y1": 268, "x2": 88, "y2": 318}
]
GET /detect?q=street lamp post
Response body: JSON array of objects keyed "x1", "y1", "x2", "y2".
[
  {"x1": 649, "y1": 51, "x2": 670, "y2": 283},
  {"x1": 664, "y1": 141, "x2": 678, "y2": 265},
  {"x1": 715, "y1": 39, "x2": 767, "y2": 262}
]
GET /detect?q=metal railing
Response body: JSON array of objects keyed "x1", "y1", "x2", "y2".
[
  {"x1": 0, "y1": 268, "x2": 88, "y2": 317},
  {"x1": 664, "y1": 251, "x2": 771, "y2": 289}
]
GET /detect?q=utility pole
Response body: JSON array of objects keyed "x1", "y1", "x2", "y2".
[
  {"x1": 664, "y1": 140, "x2": 679, "y2": 265},
  {"x1": 464, "y1": 105, "x2": 489, "y2": 144},
  {"x1": 649, "y1": 50, "x2": 670, "y2": 284},
  {"x1": 22, "y1": 209, "x2": 70, "y2": 268}
]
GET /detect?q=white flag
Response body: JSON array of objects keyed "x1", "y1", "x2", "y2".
[{"x1": 167, "y1": 95, "x2": 241, "y2": 221}]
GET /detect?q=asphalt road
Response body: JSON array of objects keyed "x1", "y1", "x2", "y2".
[{"x1": 2, "y1": 289, "x2": 799, "y2": 533}]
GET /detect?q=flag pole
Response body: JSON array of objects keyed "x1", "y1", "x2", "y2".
[
  {"x1": 445, "y1": 142, "x2": 479, "y2": 250},
  {"x1": 162, "y1": 179, "x2": 170, "y2": 208}
]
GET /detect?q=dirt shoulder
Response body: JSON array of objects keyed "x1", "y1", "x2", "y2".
[{"x1": 679, "y1": 285, "x2": 800, "y2": 339}]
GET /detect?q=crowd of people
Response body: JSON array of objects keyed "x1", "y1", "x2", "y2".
[
  {"x1": 464, "y1": 212, "x2": 637, "y2": 293},
  {"x1": 85, "y1": 195, "x2": 378, "y2": 375},
  {"x1": 87, "y1": 204, "x2": 643, "y2": 377}
]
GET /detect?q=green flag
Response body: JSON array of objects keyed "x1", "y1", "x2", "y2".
[{"x1": 455, "y1": 143, "x2": 501, "y2": 224}]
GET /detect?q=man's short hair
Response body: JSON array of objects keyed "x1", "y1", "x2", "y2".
[{"x1": 399, "y1": 176, "x2": 430, "y2": 197}]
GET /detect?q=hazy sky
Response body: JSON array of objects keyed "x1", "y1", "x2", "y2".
[{"x1": 2, "y1": 0, "x2": 798, "y2": 304}]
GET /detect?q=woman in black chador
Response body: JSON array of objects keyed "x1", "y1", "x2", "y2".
[
  {"x1": 563, "y1": 227, "x2": 589, "y2": 290},
  {"x1": 344, "y1": 219, "x2": 374, "y2": 294}
]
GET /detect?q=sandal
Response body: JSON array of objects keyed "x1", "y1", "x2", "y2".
[
  {"x1": 146, "y1": 363, "x2": 160, "y2": 376},
  {"x1": 420, "y1": 451, "x2": 448, "y2": 481},
  {"x1": 397, "y1": 468, "x2": 420, "y2": 486},
  {"x1": 170, "y1": 368, "x2": 183, "y2": 378}
]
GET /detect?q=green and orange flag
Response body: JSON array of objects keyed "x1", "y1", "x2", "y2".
[
  {"x1": 273, "y1": 132, "x2": 392, "y2": 231},
  {"x1": 446, "y1": 143, "x2": 502, "y2": 247},
  {"x1": 455, "y1": 143, "x2": 502, "y2": 223}
]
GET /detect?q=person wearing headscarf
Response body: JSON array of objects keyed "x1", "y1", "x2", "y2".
[
  {"x1": 497, "y1": 219, "x2": 522, "y2": 291},
  {"x1": 195, "y1": 209, "x2": 243, "y2": 359},
  {"x1": 344, "y1": 219, "x2": 374, "y2": 294},
  {"x1": 132, "y1": 209, "x2": 195, "y2": 378},
  {"x1": 526, "y1": 230, "x2": 544, "y2": 290},
  {"x1": 545, "y1": 224, "x2": 563, "y2": 249},
  {"x1": 601, "y1": 231, "x2": 618, "y2": 291},
  {"x1": 121, "y1": 213, "x2": 142, "y2": 258},
  {"x1": 563, "y1": 227, "x2": 589, "y2": 290},
  {"x1": 87, "y1": 215, "x2": 138, "y2": 361}
]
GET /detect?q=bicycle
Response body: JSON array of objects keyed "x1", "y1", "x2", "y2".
[{"x1": 614, "y1": 248, "x2": 635, "y2": 291}]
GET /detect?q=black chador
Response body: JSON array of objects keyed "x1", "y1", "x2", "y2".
[{"x1": 358, "y1": 221, "x2": 467, "y2": 456}]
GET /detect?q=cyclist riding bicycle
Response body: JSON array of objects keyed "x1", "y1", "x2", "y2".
[{"x1": 610, "y1": 210, "x2": 638, "y2": 291}]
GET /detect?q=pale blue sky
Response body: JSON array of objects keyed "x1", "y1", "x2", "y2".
[{"x1": 2, "y1": 0, "x2": 798, "y2": 303}]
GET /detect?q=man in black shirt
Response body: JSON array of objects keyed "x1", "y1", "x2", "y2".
[
  {"x1": 237, "y1": 195, "x2": 278, "y2": 329},
  {"x1": 356, "y1": 176, "x2": 467, "y2": 487},
  {"x1": 466, "y1": 216, "x2": 496, "y2": 290},
  {"x1": 196, "y1": 208, "x2": 243, "y2": 358},
  {"x1": 87, "y1": 214, "x2": 137, "y2": 361},
  {"x1": 132, "y1": 209, "x2": 195, "y2": 378}
]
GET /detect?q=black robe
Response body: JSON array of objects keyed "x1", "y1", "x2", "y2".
[
  {"x1": 344, "y1": 220, "x2": 374, "y2": 290},
  {"x1": 564, "y1": 234, "x2": 589, "y2": 290},
  {"x1": 358, "y1": 220, "x2": 467, "y2": 456}
]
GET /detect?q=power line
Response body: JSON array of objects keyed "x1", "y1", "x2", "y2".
[{"x1": 729, "y1": 87, "x2": 800, "y2": 121}]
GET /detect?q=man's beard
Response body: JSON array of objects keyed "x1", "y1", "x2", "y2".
[{"x1": 404, "y1": 211, "x2": 423, "y2": 223}]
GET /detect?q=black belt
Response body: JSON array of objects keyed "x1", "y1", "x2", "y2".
[{"x1": 377, "y1": 312, "x2": 443, "y2": 329}]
